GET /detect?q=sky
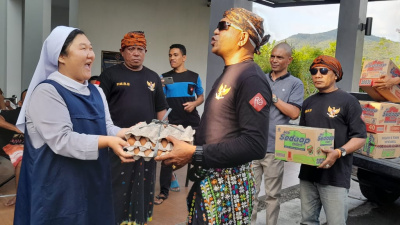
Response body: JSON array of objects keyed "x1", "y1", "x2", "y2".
[{"x1": 253, "y1": 1, "x2": 400, "y2": 42}]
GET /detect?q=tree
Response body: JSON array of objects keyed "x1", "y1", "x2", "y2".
[
  {"x1": 254, "y1": 42, "x2": 328, "y2": 99},
  {"x1": 253, "y1": 41, "x2": 275, "y2": 73}
]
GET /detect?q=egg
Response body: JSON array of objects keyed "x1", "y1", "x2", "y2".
[
  {"x1": 133, "y1": 148, "x2": 140, "y2": 155},
  {"x1": 127, "y1": 136, "x2": 136, "y2": 145},
  {"x1": 161, "y1": 139, "x2": 168, "y2": 148},
  {"x1": 140, "y1": 137, "x2": 147, "y2": 146},
  {"x1": 144, "y1": 149, "x2": 152, "y2": 156}
]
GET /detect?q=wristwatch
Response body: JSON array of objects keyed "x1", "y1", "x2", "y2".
[
  {"x1": 339, "y1": 147, "x2": 347, "y2": 157},
  {"x1": 272, "y1": 94, "x2": 278, "y2": 103},
  {"x1": 192, "y1": 146, "x2": 204, "y2": 165}
]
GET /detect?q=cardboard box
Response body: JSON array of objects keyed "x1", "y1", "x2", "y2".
[
  {"x1": 359, "y1": 59, "x2": 400, "y2": 103},
  {"x1": 363, "y1": 132, "x2": 400, "y2": 146},
  {"x1": 359, "y1": 101, "x2": 400, "y2": 133},
  {"x1": 361, "y1": 145, "x2": 400, "y2": 159},
  {"x1": 275, "y1": 125, "x2": 334, "y2": 166},
  {"x1": 360, "y1": 132, "x2": 400, "y2": 159}
]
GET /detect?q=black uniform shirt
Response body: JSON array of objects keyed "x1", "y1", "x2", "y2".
[
  {"x1": 0, "y1": 108, "x2": 21, "y2": 155},
  {"x1": 196, "y1": 60, "x2": 272, "y2": 168},
  {"x1": 99, "y1": 64, "x2": 168, "y2": 127},
  {"x1": 299, "y1": 89, "x2": 367, "y2": 188}
]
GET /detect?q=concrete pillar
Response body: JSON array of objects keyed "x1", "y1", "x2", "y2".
[
  {"x1": 0, "y1": 0, "x2": 23, "y2": 97},
  {"x1": 22, "y1": 0, "x2": 52, "y2": 90},
  {"x1": 69, "y1": 0, "x2": 79, "y2": 27},
  {"x1": 335, "y1": 0, "x2": 368, "y2": 92},
  {"x1": 0, "y1": 0, "x2": 7, "y2": 93},
  {"x1": 205, "y1": 0, "x2": 252, "y2": 96}
]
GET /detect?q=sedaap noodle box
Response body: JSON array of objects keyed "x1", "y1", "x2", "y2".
[
  {"x1": 275, "y1": 125, "x2": 334, "y2": 166},
  {"x1": 359, "y1": 59, "x2": 400, "y2": 103},
  {"x1": 360, "y1": 132, "x2": 400, "y2": 159},
  {"x1": 359, "y1": 100, "x2": 400, "y2": 133}
]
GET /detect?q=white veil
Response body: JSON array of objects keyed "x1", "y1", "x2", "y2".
[{"x1": 16, "y1": 26, "x2": 77, "y2": 132}]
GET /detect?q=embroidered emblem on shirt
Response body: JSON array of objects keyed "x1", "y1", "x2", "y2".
[
  {"x1": 116, "y1": 82, "x2": 131, "y2": 86},
  {"x1": 147, "y1": 81, "x2": 155, "y2": 91},
  {"x1": 215, "y1": 83, "x2": 231, "y2": 100},
  {"x1": 249, "y1": 93, "x2": 267, "y2": 112},
  {"x1": 188, "y1": 84, "x2": 195, "y2": 95},
  {"x1": 327, "y1": 106, "x2": 340, "y2": 118},
  {"x1": 305, "y1": 109, "x2": 312, "y2": 113}
]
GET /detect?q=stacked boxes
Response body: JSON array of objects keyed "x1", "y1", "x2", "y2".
[
  {"x1": 359, "y1": 101, "x2": 400, "y2": 159},
  {"x1": 359, "y1": 101, "x2": 400, "y2": 133},
  {"x1": 362, "y1": 133, "x2": 400, "y2": 159},
  {"x1": 275, "y1": 125, "x2": 334, "y2": 166},
  {"x1": 359, "y1": 59, "x2": 400, "y2": 103}
]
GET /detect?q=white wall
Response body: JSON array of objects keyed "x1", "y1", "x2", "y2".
[
  {"x1": 78, "y1": 0, "x2": 210, "y2": 81},
  {"x1": 78, "y1": 0, "x2": 211, "y2": 114}
]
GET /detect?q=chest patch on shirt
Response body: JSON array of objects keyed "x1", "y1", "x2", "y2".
[
  {"x1": 116, "y1": 82, "x2": 131, "y2": 86},
  {"x1": 327, "y1": 106, "x2": 340, "y2": 118},
  {"x1": 188, "y1": 84, "x2": 195, "y2": 95},
  {"x1": 249, "y1": 93, "x2": 267, "y2": 112},
  {"x1": 215, "y1": 83, "x2": 231, "y2": 100},
  {"x1": 147, "y1": 81, "x2": 155, "y2": 91}
]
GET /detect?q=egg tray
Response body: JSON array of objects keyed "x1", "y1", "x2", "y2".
[
  {"x1": 124, "y1": 121, "x2": 195, "y2": 161},
  {"x1": 124, "y1": 136, "x2": 174, "y2": 161}
]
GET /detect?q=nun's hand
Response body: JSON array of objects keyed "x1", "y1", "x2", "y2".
[{"x1": 100, "y1": 136, "x2": 134, "y2": 163}]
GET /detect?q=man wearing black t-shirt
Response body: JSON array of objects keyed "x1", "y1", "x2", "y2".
[
  {"x1": 298, "y1": 55, "x2": 366, "y2": 225},
  {"x1": 98, "y1": 31, "x2": 168, "y2": 225},
  {"x1": 154, "y1": 44, "x2": 204, "y2": 205},
  {"x1": 156, "y1": 8, "x2": 271, "y2": 224}
]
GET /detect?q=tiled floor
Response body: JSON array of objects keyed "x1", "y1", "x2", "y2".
[
  {"x1": 0, "y1": 157, "x2": 16, "y2": 225},
  {"x1": 0, "y1": 157, "x2": 300, "y2": 225}
]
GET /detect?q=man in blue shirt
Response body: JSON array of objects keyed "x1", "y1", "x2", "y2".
[{"x1": 155, "y1": 44, "x2": 204, "y2": 205}]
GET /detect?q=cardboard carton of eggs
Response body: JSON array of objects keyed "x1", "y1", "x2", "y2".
[{"x1": 124, "y1": 121, "x2": 195, "y2": 161}]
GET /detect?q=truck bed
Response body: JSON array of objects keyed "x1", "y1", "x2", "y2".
[{"x1": 353, "y1": 153, "x2": 400, "y2": 180}]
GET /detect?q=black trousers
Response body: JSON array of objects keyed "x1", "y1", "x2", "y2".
[
  {"x1": 159, "y1": 123, "x2": 197, "y2": 197},
  {"x1": 159, "y1": 163, "x2": 173, "y2": 196}
]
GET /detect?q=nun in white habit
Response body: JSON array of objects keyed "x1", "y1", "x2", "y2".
[{"x1": 14, "y1": 26, "x2": 134, "y2": 225}]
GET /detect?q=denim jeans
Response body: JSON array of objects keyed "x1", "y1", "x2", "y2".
[{"x1": 300, "y1": 179, "x2": 349, "y2": 225}]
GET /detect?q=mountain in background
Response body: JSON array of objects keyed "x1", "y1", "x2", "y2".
[{"x1": 281, "y1": 29, "x2": 400, "y2": 61}]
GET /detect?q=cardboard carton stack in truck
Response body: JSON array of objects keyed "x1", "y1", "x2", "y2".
[{"x1": 358, "y1": 59, "x2": 400, "y2": 159}]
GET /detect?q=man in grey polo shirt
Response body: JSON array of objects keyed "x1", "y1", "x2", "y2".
[{"x1": 251, "y1": 42, "x2": 304, "y2": 225}]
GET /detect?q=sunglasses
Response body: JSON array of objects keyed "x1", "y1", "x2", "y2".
[
  {"x1": 217, "y1": 21, "x2": 243, "y2": 32},
  {"x1": 309, "y1": 68, "x2": 330, "y2": 75}
]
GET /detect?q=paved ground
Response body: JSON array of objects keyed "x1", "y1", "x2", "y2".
[
  {"x1": 254, "y1": 179, "x2": 366, "y2": 225},
  {"x1": 254, "y1": 179, "x2": 400, "y2": 225}
]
